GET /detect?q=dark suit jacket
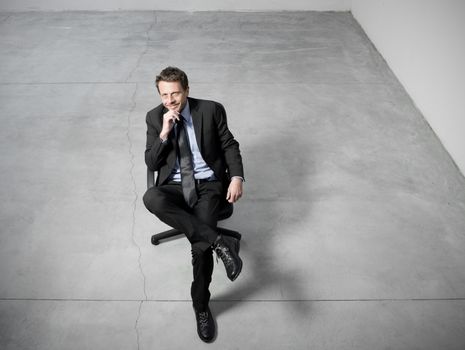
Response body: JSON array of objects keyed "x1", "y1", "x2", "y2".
[{"x1": 145, "y1": 97, "x2": 244, "y2": 191}]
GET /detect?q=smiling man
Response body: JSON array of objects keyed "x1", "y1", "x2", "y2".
[{"x1": 143, "y1": 66, "x2": 244, "y2": 343}]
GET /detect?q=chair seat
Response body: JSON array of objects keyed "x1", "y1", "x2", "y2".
[{"x1": 218, "y1": 200, "x2": 233, "y2": 220}]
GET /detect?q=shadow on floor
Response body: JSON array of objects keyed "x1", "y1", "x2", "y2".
[{"x1": 212, "y1": 126, "x2": 317, "y2": 318}]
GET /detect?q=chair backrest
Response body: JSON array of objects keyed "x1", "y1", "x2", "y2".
[
  {"x1": 146, "y1": 168, "x2": 233, "y2": 220},
  {"x1": 147, "y1": 168, "x2": 156, "y2": 189}
]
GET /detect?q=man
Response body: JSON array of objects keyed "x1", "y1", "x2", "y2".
[{"x1": 143, "y1": 66, "x2": 244, "y2": 343}]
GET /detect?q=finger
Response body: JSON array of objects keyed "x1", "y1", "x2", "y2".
[
  {"x1": 172, "y1": 109, "x2": 181, "y2": 117},
  {"x1": 173, "y1": 112, "x2": 181, "y2": 122}
]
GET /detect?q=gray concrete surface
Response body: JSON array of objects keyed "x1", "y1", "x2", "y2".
[{"x1": 1, "y1": 11, "x2": 465, "y2": 350}]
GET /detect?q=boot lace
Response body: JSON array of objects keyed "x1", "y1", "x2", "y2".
[
  {"x1": 198, "y1": 311, "x2": 210, "y2": 329},
  {"x1": 215, "y1": 244, "x2": 233, "y2": 267}
]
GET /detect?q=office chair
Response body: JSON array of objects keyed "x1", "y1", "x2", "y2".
[{"x1": 147, "y1": 168, "x2": 241, "y2": 245}]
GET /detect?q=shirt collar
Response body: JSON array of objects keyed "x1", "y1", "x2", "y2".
[{"x1": 180, "y1": 100, "x2": 191, "y2": 122}]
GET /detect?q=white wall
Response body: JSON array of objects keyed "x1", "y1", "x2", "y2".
[
  {"x1": 0, "y1": 0, "x2": 350, "y2": 12},
  {"x1": 352, "y1": 0, "x2": 465, "y2": 175}
]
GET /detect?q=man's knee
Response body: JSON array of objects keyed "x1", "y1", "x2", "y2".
[{"x1": 143, "y1": 187, "x2": 165, "y2": 215}]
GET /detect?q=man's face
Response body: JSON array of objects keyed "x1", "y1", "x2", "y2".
[{"x1": 158, "y1": 81, "x2": 189, "y2": 112}]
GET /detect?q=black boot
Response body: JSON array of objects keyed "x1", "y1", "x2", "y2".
[
  {"x1": 213, "y1": 235, "x2": 242, "y2": 281},
  {"x1": 194, "y1": 306, "x2": 215, "y2": 343}
]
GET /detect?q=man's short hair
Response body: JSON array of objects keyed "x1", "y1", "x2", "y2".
[{"x1": 155, "y1": 66, "x2": 189, "y2": 92}]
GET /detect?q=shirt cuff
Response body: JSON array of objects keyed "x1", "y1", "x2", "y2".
[{"x1": 231, "y1": 176, "x2": 244, "y2": 182}]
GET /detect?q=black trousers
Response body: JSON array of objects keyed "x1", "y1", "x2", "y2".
[{"x1": 143, "y1": 180, "x2": 223, "y2": 311}]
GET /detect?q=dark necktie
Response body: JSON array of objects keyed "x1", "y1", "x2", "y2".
[{"x1": 177, "y1": 118, "x2": 198, "y2": 208}]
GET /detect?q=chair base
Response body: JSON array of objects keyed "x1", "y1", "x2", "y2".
[{"x1": 151, "y1": 227, "x2": 241, "y2": 246}]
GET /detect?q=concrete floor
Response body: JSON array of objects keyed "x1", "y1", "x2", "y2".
[{"x1": 1, "y1": 11, "x2": 465, "y2": 350}]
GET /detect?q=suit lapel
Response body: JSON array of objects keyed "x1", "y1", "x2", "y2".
[{"x1": 189, "y1": 98, "x2": 203, "y2": 150}]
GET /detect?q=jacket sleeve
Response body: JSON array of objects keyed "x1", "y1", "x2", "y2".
[
  {"x1": 214, "y1": 103, "x2": 244, "y2": 179},
  {"x1": 144, "y1": 111, "x2": 173, "y2": 171}
]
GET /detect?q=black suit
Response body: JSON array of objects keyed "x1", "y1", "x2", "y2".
[
  {"x1": 143, "y1": 97, "x2": 244, "y2": 311},
  {"x1": 144, "y1": 97, "x2": 244, "y2": 187}
]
